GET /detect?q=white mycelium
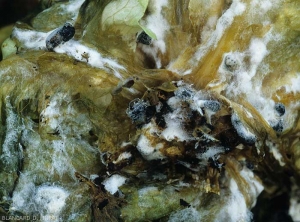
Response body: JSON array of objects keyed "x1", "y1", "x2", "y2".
[{"x1": 102, "y1": 174, "x2": 127, "y2": 195}]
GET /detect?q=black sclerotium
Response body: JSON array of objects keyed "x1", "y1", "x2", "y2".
[
  {"x1": 174, "y1": 87, "x2": 194, "y2": 100},
  {"x1": 155, "y1": 101, "x2": 172, "y2": 128},
  {"x1": 126, "y1": 99, "x2": 155, "y2": 126},
  {"x1": 246, "y1": 161, "x2": 254, "y2": 170},
  {"x1": 137, "y1": 31, "x2": 152, "y2": 45},
  {"x1": 271, "y1": 119, "x2": 284, "y2": 133},
  {"x1": 203, "y1": 100, "x2": 221, "y2": 112},
  {"x1": 59, "y1": 23, "x2": 75, "y2": 42},
  {"x1": 46, "y1": 23, "x2": 75, "y2": 51},
  {"x1": 275, "y1": 102, "x2": 285, "y2": 116}
]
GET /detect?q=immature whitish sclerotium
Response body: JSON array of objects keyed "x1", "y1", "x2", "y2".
[{"x1": 46, "y1": 23, "x2": 75, "y2": 51}]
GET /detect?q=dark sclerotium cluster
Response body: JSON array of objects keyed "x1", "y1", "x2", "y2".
[
  {"x1": 136, "y1": 31, "x2": 152, "y2": 45},
  {"x1": 125, "y1": 82, "x2": 268, "y2": 178},
  {"x1": 126, "y1": 99, "x2": 155, "y2": 127},
  {"x1": 270, "y1": 102, "x2": 286, "y2": 133},
  {"x1": 203, "y1": 100, "x2": 221, "y2": 112},
  {"x1": 46, "y1": 23, "x2": 75, "y2": 51},
  {"x1": 174, "y1": 86, "x2": 195, "y2": 100},
  {"x1": 127, "y1": 83, "x2": 259, "y2": 148}
]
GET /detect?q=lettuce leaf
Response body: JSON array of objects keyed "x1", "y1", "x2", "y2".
[
  {"x1": 102, "y1": 0, "x2": 150, "y2": 37},
  {"x1": 139, "y1": 24, "x2": 157, "y2": 40}
]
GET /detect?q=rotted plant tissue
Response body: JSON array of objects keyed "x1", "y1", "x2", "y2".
[{"x1": 0, "y1": 0, "x2": 300, "y2": 221}]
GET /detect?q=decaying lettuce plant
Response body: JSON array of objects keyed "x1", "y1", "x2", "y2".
[{"x1": 0, "y1": 0, "x2": 300, "y2": 221}]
